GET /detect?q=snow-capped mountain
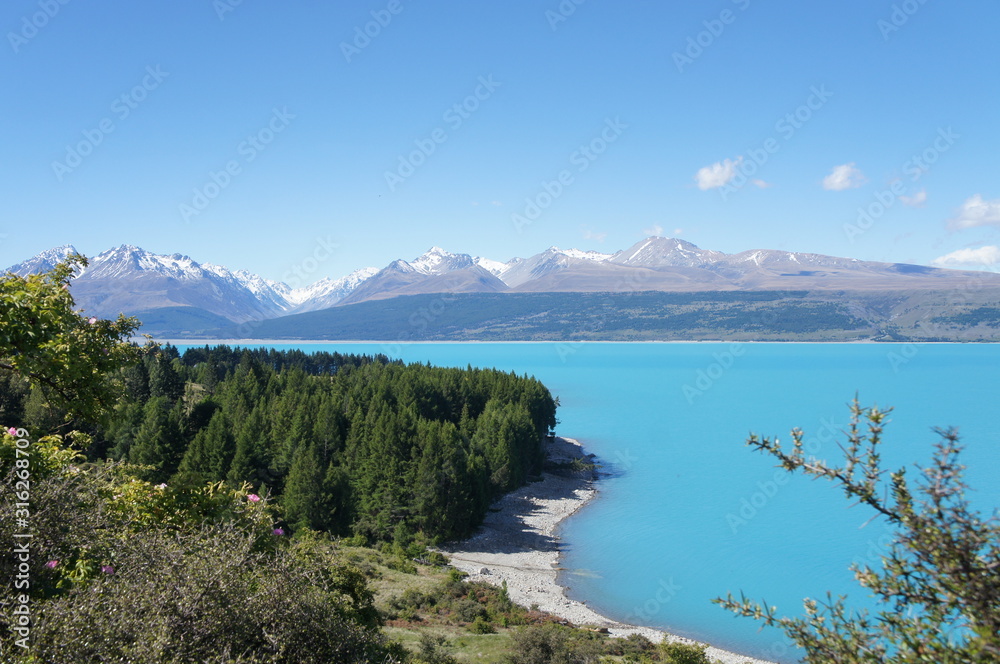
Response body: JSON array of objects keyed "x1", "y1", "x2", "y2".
[
  {"x1": 409, "y1": 246, "x2": 475, "y2": 275},
  {"x1": 7, "y1": 237, "x2": 997, "y2": 336},
  {"x1": 337, "y1": 247, "x2": 507, "y2": 306},
  {"x1": 6, "y1": 244, "x2": 80, "y2": 276},
  {"x1": 4, "y1": 244, "x2": 378, "y2": 328},
  {"x1": 501, "y1": 246, "x2": 613, "y2": 288},
  {"x1": 473, "y1": 256, "x2": 508, "y2": 277},
  {"x1": 290, "y1": 267, "x2": 381, "y2": 312},
  {"x1": 608, "y1": 237, "x2": 723, "y2": 268}
]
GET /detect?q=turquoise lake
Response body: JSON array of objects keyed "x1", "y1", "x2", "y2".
[{"x1": 177, "y1": 341, "x2": 1000, "y2": 662}]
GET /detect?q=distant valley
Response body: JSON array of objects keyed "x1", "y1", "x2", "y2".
[{"x1": 7, "y1": 238, "x2": 1000, "y2": 341}]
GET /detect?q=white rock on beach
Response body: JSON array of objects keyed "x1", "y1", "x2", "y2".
[{"x1": 441, "y1": 436, "x2": 777, "y2": 664}]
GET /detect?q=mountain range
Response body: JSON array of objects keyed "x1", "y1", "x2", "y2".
[{"x1": 6, "y1": 238, "x2": 1000, "y2": 340}]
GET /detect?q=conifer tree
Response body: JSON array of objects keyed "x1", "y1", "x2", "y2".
[
  {"x1": 283, "y1": 441, "x2": 325, "y2": 532},
  {"x1": 130, "y1": 396, "x2": 185, "y2": 480},
  {"x1": 148, "y1": 353, "x2": 183, "y2": 401},
  {"x1": 177, "y1": 409, "x2": 235, "y2": 481},
  {"x1": 227, "y1": 406, "x2": 272, "y2": 488}
]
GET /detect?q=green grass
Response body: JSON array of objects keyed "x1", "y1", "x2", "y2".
[{"x1": 348, "y1": 544, "x2": 726, "y2": 664}]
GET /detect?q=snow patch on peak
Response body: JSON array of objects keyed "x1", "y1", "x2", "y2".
[
  {"x1": 288, "y1": 266, "x2": 378, "y2": 310},
  {"x1": 4, "y1": 245, "x2": 81, "y2": 276},
  {"x1": 409, "y1": 247, "x2": 474, "y2": 275},
  {"x1": 560, "y1": 248, "x2": 613, "y2": 262},
  {"x1": 474, "y1": 256, "x2": 508, "y2": 276}
]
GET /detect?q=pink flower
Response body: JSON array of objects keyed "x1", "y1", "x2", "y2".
[
  {"x1": 156, "y1": 483, "x2": 168, "y2": 489},
  {"x1": 88, "y1": 317, "x2": 97, "y2": 325},
  {"x1": 7, "y1": 427, "x2": 16, "y2": 436},
  {"x1": 247, "y1": 494, "x2": 261, "y2": 503},
  {"x1": 45, "y1": 560, "x2": 59, "y2": 569},
  {"x1": 101, "y1": 565, "x2": 115, "y2": 574},
  {"x1": 272, "y1": 528, "x2": 285, "y2": 536}
]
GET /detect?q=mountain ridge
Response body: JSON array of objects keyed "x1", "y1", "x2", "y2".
[{"x1": 7, "y1": 237, "x2": 1000, "y2": 337}]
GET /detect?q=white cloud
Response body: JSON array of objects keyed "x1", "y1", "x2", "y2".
[
  {"x1": 491, "y1": 200, "x2": 502, "y2": 206},
  {"x1": 752, "y1": 179, "x2": 771, "y2": 189},
  {"x1": 932, "y1": 245, "x2": 1000, "y2": 267},
  {"x1": 643, "y1": 224, "x2": 664, "y2": 237},
  {"x1": 948, "y1": 194, "x2": 1000, "y2": 229},
  {"x1": 900, "y1": 189, "x2": 927, "y2": 207},
  {"x1": 673, "y1": 228, "x2": 684, "y2": 236},
  {"x1": 582, "y1": 229, "x2": 607, "y2": 242},
  {"x1": 822, "y1": 163, "x2": 866, "y2": 191},
  {"x1": 694, "y1": 157, "x2": 743, "y2": 190}
]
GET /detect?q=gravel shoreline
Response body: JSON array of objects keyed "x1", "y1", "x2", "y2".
[{"x1": 442, "y1": 437, "x2": 776, "y2": 664}]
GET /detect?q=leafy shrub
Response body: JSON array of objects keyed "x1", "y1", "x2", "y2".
[
  {"x1": 468, "y1": 616, "x2": 496, "y2": 634},
  {"x1": 660, "y1": 641, "x2": 712, "y2": 664},
  {"x1": 503, "y1": 623, "x2": 606, "y2": 664},
  {"x1": 414, "y1": 633, "x2": 458, "y2": 664},
  {"x1": 0, "y1": 435, "x2": 396, "y2": 664},
  {"x1": 453, "y1": 598, "x2": 488, "y2": 622}
]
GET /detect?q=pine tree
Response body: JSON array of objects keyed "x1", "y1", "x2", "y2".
[
  {"x1": 129, "y1": 396, "x2": 185, "y2": 480},
  {"x1": 107, "y1": 401, "x2": 144, "y2": 460},
  {"x1": 177, "y1": 409, "x2": 235, "y2": 481},
  {"x1": 148, "y1": 354, "x2": 184, "y2": 401},
  {"x1": 282, "y1": 441, "x2": 324, "y2": 532},
  {"x1": 412, "y1": 421, "x2": 472, "y2": 540},
  {"x1": 227, "y1": 406, "x2": 272, "y2": 488}
]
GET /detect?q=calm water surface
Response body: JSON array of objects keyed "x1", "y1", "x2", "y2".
[{"x1": 178, "y1": 341, "x2": 1000, "y2": 663}]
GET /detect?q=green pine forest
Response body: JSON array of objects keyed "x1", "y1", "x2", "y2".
[{"x1": 3, "y1": 345, "x2": 557, "y2": 545}]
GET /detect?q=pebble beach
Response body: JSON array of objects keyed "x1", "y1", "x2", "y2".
[{"x1": 443, "y1": 437, "x2": 776, "y2": 664}]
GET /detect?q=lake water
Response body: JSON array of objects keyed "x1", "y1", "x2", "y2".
[{"x1": 177, "y1": 341, "x2": 1000, "y2": 662}]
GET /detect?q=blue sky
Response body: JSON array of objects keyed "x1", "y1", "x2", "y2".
[{"x1": 3, "y1": 0, "x2": 1000, "y2": 283}]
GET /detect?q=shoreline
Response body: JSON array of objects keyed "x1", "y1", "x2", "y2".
[
  {"x1": 158, "y1": 338, "x2": 903, "y2": 345},
  {"x1": 442, "y1": 437, "x2": 776, "y2": 664}
]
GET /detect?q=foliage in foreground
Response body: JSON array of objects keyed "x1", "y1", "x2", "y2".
[
  {"x1": 0, "y1": 432, "x2": 398, "y2": 664},
  {"x1": 0, "y1": 254, "x2": 144, "y2": 424},
  {"x1": 379, "y1": 569, "x2": 720, "y2": 663},
  {"x1": 715, "y1": 398, "x2": 1000, "y2": 663}
]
